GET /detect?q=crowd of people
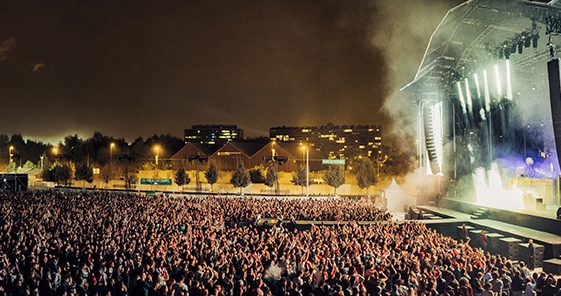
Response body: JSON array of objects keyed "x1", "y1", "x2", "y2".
[{"x1": 0, "y1": 191, "x2": 559, "y2": 296}]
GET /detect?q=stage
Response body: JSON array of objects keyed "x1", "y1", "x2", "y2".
[{"x1": 418, "y1": 198, "x2": 561, "y2": 260}]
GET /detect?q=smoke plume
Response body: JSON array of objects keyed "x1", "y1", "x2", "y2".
[{"x1": 372, "y1": 0, "x2": 462, "y2": 141}]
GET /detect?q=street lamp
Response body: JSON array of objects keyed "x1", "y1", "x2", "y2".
[
  {"x1": 52, "y1": 147, "x2": 59, "y2": 157},
  {"x1": 153, "y1": 145, "x2": 161, "y2": 165},
  {"x1": 110, "y1": 143, "x2": 116, "y2": 166},
  {"x1": 301, "y1": 145, "x2": 309, "y2": 197},
  {"x1": 8, "y1": 146, "x2": 14, "y2": 172}
]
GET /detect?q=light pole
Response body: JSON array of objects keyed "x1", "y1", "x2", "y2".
[
  {"x1": 305, "y1": 147, "x2": 309, "y2": 196},
  {"x1": 300, "y1": 145, "x2": 310, "y2": 197},
  {"x1": 8, "y1": 146, "x2": 14, "y2": 172},
  {"x1": 154, "y1": 145, "x2": 160, "y2": 165},
  {"x1": 110, "y1": 143, "x2": 115, "y2": 166}
]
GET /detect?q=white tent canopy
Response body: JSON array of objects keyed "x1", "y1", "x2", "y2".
[{"x1": 383, "y1": 178, "x2": 416, "y2": 211}]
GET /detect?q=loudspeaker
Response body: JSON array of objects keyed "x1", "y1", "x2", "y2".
[
  {"x1": 0, "y1": 174, "x2": 28, "y2": 193},
  {"x1": 424, "y1": 104, "x2": 441, "y2": 174}
]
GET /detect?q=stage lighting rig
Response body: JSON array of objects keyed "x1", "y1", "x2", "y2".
[
  {"x1": 545, "y1": 15, "x2": 561, "y2": 35},
  {"x1": 490, "y1": 24, "x2": 541, "y2": 59}
]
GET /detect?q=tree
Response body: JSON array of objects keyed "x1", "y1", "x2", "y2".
[
  {"x1": 323, "y1": 165, "x2": 345, "y2": 195},
  {"x1": 292, "y1": 165, "x2": 307, "y2": 195},
  {"x1": 265, "y1": 168, "x2": 277, "y2": 188},
  {"x1": 175, "y1": 168, "x2": 191, "y2": 191},
  {"x1": 356, "y1": 158, "x2": 376, "y2": 194},
  {"x1": 22, "y1": 160, "x2": 36, "y2": 169},
  {"x1": 41, "y1": 167, "x2": 53, "y2": 181},
  {"x1": 249, "y1": 167, "x2": 265, "y2": 183},
  {"x1": 75, "y1": 163, "x2": 94, "y2": 184},
  {"x1": 50, "y1": 162, "x2": 73, "y2": 186},
  {"x1": 100, "y1": 164, "x2": 116, "y2": 188},
  {"x1": 7, "y1": 161, "x2": 16, "y2": 173},
  {"x1": 231, "y1": 163, "x2": 250, "y2": 194},
  {"x1": 205, "y1": 162, "x2": 218, "y2": 192}
]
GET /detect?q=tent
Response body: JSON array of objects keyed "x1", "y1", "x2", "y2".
[{"x1": 383, "y1": 178, "x2": 416, "y2": 211}]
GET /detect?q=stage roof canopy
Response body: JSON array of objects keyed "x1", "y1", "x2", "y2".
[{"x1": 403, "y1": 0, "x2": 561, "y2": 95}]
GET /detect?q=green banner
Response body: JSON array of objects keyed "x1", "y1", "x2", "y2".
[
  {"x1": 140, "y1": 178, "x2": 172, "y2": 185},
  {"x1": 322, "y1": 159, "x2": 345, "y2": 165}
]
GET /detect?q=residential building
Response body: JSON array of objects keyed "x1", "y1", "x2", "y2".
[
  {"x1": 184, "y1": 124, "x2": 243, "y2": 145},
  {"x1": 269, "y1": 123, "x2": 382, "y2": 160}
]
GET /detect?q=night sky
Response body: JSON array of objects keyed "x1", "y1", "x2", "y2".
[{"x1": 0, "y1": 0, "x2": 459, "y2": 143}]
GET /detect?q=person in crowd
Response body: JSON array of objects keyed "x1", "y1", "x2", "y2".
[
  {"x1": 527, "y1": 239, "x2": 536, "y2": 270},
  {"x1": 479, "y1": 231, "x2": 489, "y2": 251}
]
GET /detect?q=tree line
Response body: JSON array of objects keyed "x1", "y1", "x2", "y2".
[{"x1": 174, "y1": 158, "x2": 378, "y2": 195}]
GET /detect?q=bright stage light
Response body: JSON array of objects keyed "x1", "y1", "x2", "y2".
[
  {"x1": 506, "y1": 59, "x2": 513, "y2": 101},
  {"x1": 457, "y1": 81, "x2": 467, "y2": 115},
  {"x1": 472, "y1": 162, "x2": 524, "y2": 210},
  {"x1": 483, "y1": 69, "x2": 491, "y2": 112},
  {"x1": 480, "y1": 108, "x2": 487, "y2": 120},
  {"x1": 473, "y1": 73, "x2": 481, "y2": 98},
  {"x1": 464, "y1": 78, "x2": 473, "y2": 113},
  {"x1": 494, "y1": 64, "x2": 502, "y2": 97}
]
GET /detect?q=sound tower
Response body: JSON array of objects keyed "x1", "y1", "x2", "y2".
[
  {"x1": 548, "y1": 58, "x2": 561, "y2": 171},
  {"x1": 424, "y1": 105, "x2": 441, "y2": 174}
]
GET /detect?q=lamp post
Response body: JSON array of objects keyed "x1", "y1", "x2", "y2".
[
  {"x1": 110, "y1": 143, "x2": 115, "y2": 166},
  {"x1": 154, "y1": 145, "x2": 160, "y2": 165},
  {"x1": 52, "y1": 147, "x2": 58, "y2": 157},
  {"x1": 8, "y1": 146, "x2": 14, "y2": 173},
  {"x1": 301, "y1": 145, "x2": 309, "y2": 197}
]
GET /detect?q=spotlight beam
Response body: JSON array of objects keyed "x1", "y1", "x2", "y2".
[
  {"x1": 457, "y1": 81, "x2": 467, "y2": 115},
  {"x1": 494, "y1": 64, "x2": 502, "y2": 98},
  {"x1": 483, "y1": 69, "x2": 491, "y2": 112},
  {"x1": 465, "y1": 78, "x2": 473, "y2": 114},
  {"x1": 506, "y1": 59, "x2": 513, "y2": 101}
]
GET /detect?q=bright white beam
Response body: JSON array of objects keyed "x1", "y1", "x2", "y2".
[
  {"x1": 457, "y1": 81, "x2": 467, "y2": 115},
  {"x1": 473, "y1": 73, "x2": 481, "y2": 98},
  {"x1": 494, "y1": 64, "x2": 502, "y2": 97},
  {"x1": 464, "y1": 78, "x2": 473, "y2": 113},
  {"x1": 483, "y1": 69, "x2": 491, "y2": 112},
  {"x1": 506, "y1": 59, "x2": 513, "y2": 101}
]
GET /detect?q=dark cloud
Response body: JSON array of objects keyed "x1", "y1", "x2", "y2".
[{"x1": 0, "y1": 0, "x2": 458, "y2": 142}]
